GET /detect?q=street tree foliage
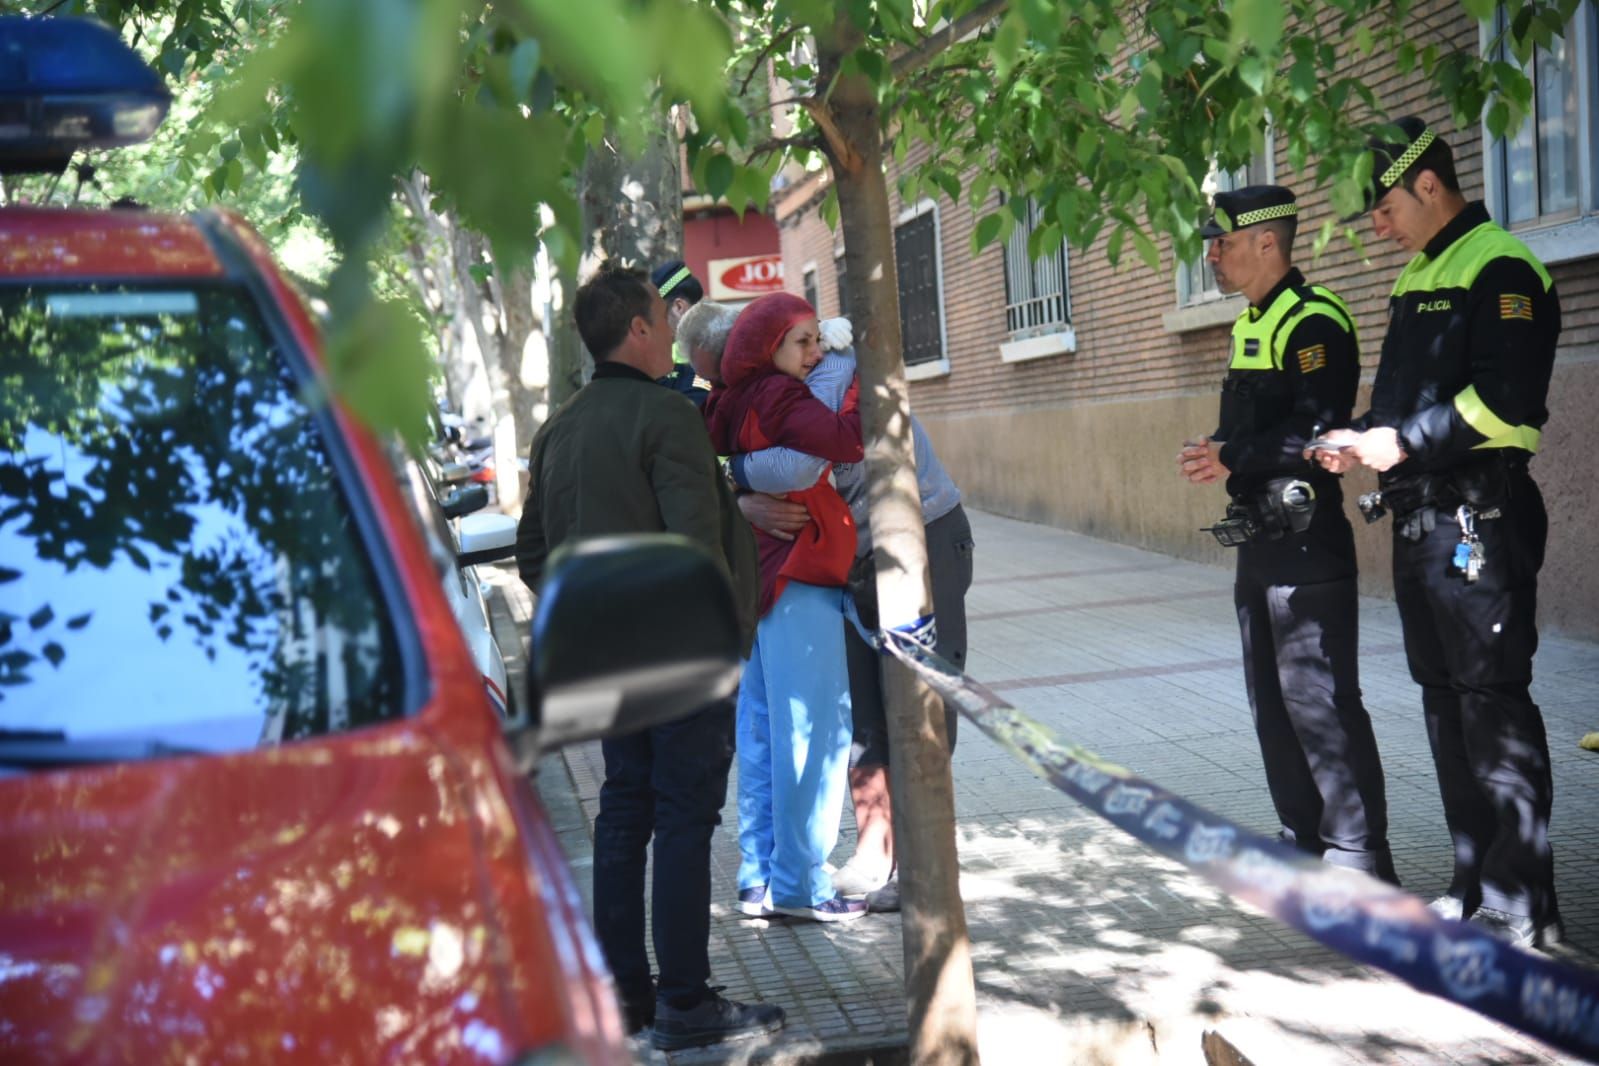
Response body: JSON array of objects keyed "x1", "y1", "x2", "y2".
[{"x1": 5, "y1": 0, "x2": 1579, "y2": 436}]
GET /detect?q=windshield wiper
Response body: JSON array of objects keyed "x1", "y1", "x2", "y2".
[
  {"x1": 0, "y1": 729, "x2": 67, "y2": 741},
  {"x1": 0, "y1": 732, "x2": 203, "y2": 769}
]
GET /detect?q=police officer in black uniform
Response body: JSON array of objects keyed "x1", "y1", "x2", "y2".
[
  {"x1": 1315, "y1": 119, "x2": 1562, "y2": 948},
  {"x1": 651, "y1": 260, "x2": 714, "y2": 406},
  {"x1": 1180, "y1": 185, "x2": 1397, "y2": 884}
]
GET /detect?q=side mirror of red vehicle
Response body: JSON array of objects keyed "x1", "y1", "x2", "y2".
[{"x1": 514, "y1": 534, "x2": 741, "y2": 768}]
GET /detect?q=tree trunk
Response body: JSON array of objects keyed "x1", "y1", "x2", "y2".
[
  {"x1": 493, "y1": 262, "x2": 542, "y2": 508},
  {"x1": 817, "y1": 15, "x2": 979, "y2": 1066},
  {"x1": 546, "y1": 255, "x2": 587, "y2": 410},
  {"x1": 496, "y1": 263, "x2": 543, "y2": 456},
  {"x1": 550, "y1": 109, "x2": 684, "y2": 407},
  {"x1": 580, "y1": 116, "x2": 684, "y2": 265}
]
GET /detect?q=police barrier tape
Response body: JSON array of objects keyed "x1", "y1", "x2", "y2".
[{"x1": 876, "y1": 628, "x2": 1599, "y2": 1062}]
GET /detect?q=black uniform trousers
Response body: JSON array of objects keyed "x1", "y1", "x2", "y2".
[
  {"x1": 1391, "y1": 471, "x2": 1556, "y2": 923},
  {"x1": 592, "y1": 697, "x2": 735, "y2": 1019},
  {"x1": 1234, "y1": 501, "x2": 1396, "y2": 881}
]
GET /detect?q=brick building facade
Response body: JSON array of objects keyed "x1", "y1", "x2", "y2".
[{"x1": 771, "y1": 0, "x2": 1599, "y2": 637}]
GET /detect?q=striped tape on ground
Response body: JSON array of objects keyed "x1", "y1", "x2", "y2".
[{"x1": 878, "y1": 629, "x2": 1599, "y2": 1062}]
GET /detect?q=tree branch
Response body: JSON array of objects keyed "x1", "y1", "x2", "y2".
[
  {"x1": 892, "y1": 0, "x2": 1008, "y2": 77},
  {"x1": 737, "y1": 24, "x2": 804, "y2": 99},
  {"x1": 802, "y1": 98, "x2": 863, "y2": 174},
  {"x1": 746, "y1": 132, "x2": 822, "y2": 164},
  {"x1": 765, "y1": 95, "x2": 814, "y2": 112}
]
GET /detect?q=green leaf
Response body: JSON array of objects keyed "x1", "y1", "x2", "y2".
[
  {"x1": 510, "y1": 39, "x2": 542, "y2": 103},
  {"x1": 856, "y1": 49, "x2": 888, "y2": 85},
  {"x1": 1237, "y1": 55, "x2": 1267, "y2": 94},
  {"x1": 972, "y1": 212, "x2": 1006, "y2": 254},
  {"x1": 991, "y1": 11, "x2": 1027, "y2": 80},
  {"x1": 1129, "y1": 226, "x2": 1160, "y2": 272},
  {"x1": 1485, "y1": 99, "x2": 1511, "y2": 140},
  {"x1": 1136, "y1": 69, "x2": 1163, "y2": 112},
  {"x1": 705, "y1": 154, "x2": 736, "y2": 201},
  {"x1": 326, "y1": 297, "x2": 434, "y2": 445},
  {"x1": 1027, "y1": 220, "x2": 1062, "y2": 263},
  {"x1": 27, "y1": 606, "x2": 52, "y2": 631},
  {"x1": 1229, "y1": 0, "x2": 1285, "y2": 54},
  {"x1": 42, "y1": 643, "x2": 64, "y2": 669}
]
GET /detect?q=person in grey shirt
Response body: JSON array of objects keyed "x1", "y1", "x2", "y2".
[{"x1": 730, "y1": 324, "x2": 973, "y2": 911}]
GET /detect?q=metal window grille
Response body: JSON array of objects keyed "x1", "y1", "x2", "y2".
[
  {"x1": 894, "y1": 210, "x2": 943, "y2": 366},
  {"x1": 1002, "y1": 198, "x2": 1070, "y2": 338}
]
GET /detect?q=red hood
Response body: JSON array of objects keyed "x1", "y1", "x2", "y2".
[
  {"x1": 0, "y1": 722, "x2": 537, "y2": 1064},
  {"x1": 721, "y1": 291, "x2": 814, "y2": 387}
]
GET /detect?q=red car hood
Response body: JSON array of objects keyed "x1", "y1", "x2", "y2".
[{"x1": 0, "y1": 723, "x2": 531, "y2": 1064}]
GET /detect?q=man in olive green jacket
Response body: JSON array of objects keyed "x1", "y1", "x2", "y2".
[{"x1": 514, "y1": 262, "x2": 778, "y2": 1053}]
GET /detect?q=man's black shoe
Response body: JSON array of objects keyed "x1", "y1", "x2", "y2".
[
  {"x1": 651, "y1": 990, "x2": 786, "y2": 1051},
  {"x1": 621, "y1": 999, "x2": 654, "y2": 1036},
  {"x1": 620, "y1": 980, "x2": 656, "y2": 1035},
  {"x1": 1469, "y1": 906, "x2": 1564, "y2": 951}
]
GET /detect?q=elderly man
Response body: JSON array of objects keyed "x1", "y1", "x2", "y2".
[
  {"x1": 515, "y1": 263, "x2": 782, "y2": 1051},
  {"x1": 675, "y1": 299, "x2": 738, "y2": 389}
]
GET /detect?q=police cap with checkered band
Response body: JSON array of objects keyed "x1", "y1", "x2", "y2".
[
  {"x1": 1347, "y1": 115, "x2": 1449, "y2": 220},
  {"x1": 1198, "y1": 185, "x2": 1299, "y2": 239}
]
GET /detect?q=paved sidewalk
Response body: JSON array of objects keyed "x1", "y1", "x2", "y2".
[{"x1": 485, "y1": 509, "x2": 1599, "y2": 1064}]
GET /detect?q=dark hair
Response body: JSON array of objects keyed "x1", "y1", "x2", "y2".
[
  {"x1": 1258, "y1": 216, "x2": 1298, "y2": 253},
  {"x1": 574, "y1": 262, "x2": 655, "y2": 361},
  {"x1": 1401, "y1": 136, "x2": 1461, "y2": 196},
  {"x1": 651, "y1": 259, "x2": 704, "y2": 305}
]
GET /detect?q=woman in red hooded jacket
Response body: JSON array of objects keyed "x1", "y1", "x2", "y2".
[{"x1": 704, "y1": 292, "x2": 869, "y2": 922}]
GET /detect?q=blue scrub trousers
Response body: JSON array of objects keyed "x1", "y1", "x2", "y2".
[{"x1": 736, "y1": 581, "x2": 853, "y2": 909}]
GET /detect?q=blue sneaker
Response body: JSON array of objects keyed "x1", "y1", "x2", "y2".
[
  {"x1": 736, "y1": 885, "x2": 771, "y2": 917},
  {"x1": 771, "y1": 894, "x2": 868, "y2": 922}
]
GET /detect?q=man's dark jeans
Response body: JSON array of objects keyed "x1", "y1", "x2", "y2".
[{"x1": 592, "y1": 698, "x2": 735, "y2": 1012}]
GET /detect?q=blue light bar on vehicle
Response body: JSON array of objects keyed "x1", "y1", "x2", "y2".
[{"x1": 0, "y1": 15, "x2": 171, "y2": 173}]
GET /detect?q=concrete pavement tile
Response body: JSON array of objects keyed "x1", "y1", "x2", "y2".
[{"x1": 511, "y1": 510, "x2": 1599, "y2": 1064}]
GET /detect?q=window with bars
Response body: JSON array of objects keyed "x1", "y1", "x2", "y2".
[
  {"x1": 1177, "y1": 148, "x2": 1274, "y2": 307},
  {"x1": 894, "y1": 206, "x2": 944, "y2": 366},
  {"x1": 1002, "y1": 198, "x2": 1071, "y2": 338},
  {"x1": 834, "y1": 252, "x2": 851, "y2": 322},
  {"x1": 1486, "y1": 1, "x2": 1598, "y2": 231}
]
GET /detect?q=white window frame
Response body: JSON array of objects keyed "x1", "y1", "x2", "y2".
[
  {"x1": 895, "y1": 197, "x2": 951, "y2": 380},
  {"x1": 1480, "y1": 1, "x2": 1599, "y2": 265},
  {"x1": 801, "y1": 260, "x2": 819, "y2": 311},
  {"x1": 999, "y1": 196, "x2": 1076, "y2": 363}
]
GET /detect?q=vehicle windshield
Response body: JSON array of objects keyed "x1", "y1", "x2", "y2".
[{"x1": 0, "y1": 283, "x2": 405, "y2": 757}]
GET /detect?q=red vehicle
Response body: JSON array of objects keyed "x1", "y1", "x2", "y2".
[{"x1": 0, "y1": 17, "x2": 741, "y2": 1064}]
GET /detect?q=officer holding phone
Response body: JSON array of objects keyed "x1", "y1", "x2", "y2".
[
  {"x1": 1312, "y1": 119, "x2": 1562, "y2": 948},
  {"x1": 1179, "y1": 185, "x2": 1397, "y2": 883}
]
